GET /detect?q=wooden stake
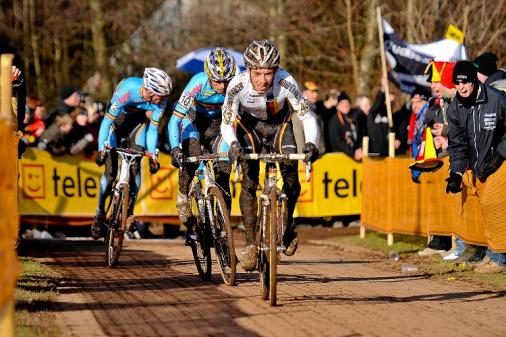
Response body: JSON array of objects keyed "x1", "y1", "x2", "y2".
[
  {"x1": 1, "y1": 54, "x2": 14, "y2": 122},
  {"x1": 387, "y1": 233, "x2": 394, "y2": 246}
]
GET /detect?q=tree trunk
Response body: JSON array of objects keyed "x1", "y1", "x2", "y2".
[
  {"x1": 358, "y1": 0, "x2": 377, "y2": 96},
  {"x1": 29, "y1": 0, "x2": 44, "y2": 99},
  {"x1": 269, "y1": 0, "x2": 287, "y2": 68},
  {"x1": 345, "y1": 0, "x2": 359, "y2": 98},
  {"x1": 406, "y1": 0, "x2": 414, "y2": 43},
  {"x1": 88, "y1": 0, "x2": 112, "y2": 100},
  {"x1": 23, "y1": 0, "x2": 30, "y2": 83}
]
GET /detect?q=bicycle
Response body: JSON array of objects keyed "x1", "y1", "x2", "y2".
[
  {"x1": 242, "y1": 153, "x2": 311, "y2": 306},
  {"x1": 103, "y1": 145, "x2": 157, "y2": 267},
  {"x1": 185, "y1": 152, "x2": 237, "y2": 285}
]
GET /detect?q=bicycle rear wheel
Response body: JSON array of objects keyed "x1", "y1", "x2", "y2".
[
  {"x1": 189, "y1": 190, "x2": 212, "y2": 281},
  {"x1": 209, "y1": 186, "x2": 236, "y2": 286},
  {"x1": 268, "y1": 188, "x2": 278, "y2": 306},
  {"x1": 105, "y1": 185, "x2": 129, "y2": 267}
]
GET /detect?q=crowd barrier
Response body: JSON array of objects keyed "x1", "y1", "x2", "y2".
[
  {"x1": 18, "y1": 150, "x2": 363, "y2": 223},
  {"x1": 361, "y1": 156, "x2": 506, "y2": 252}
]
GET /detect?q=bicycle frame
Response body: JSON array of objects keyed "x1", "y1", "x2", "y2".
[{"x1": 186, "y1": 152, "x2": 229, "y2": 240}]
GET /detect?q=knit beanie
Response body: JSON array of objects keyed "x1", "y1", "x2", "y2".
[
  {"x1": 472, "y1": 52, "x2": 498, "y2": 76},
  {"x1": 452, "y1": 60, "x2": 478, "y2": 84}
]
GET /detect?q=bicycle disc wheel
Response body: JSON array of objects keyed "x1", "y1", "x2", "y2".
[
  {"x1": 209, "y1": 186, "x2": 236, "y2": 286},
  {"x1": 105, "y1": 185, "x2": 128, "y2": 267},
  {"x1": 189, "y1": 191, "x2": 212, "y2": 281},
  {"x1": 268, "y1": 188, "x2": 278, "y2": 306}
]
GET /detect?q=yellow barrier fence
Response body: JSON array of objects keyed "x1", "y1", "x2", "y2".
[
  {"x1": 361, "y1": 156, "x2": 506, "y2": 252},
  {"x1": 0, "y1": 54, "x2": 17, "y2": 337},
  {"x1": 19, "y1": 150, "x2": 363, "y2": 222}
]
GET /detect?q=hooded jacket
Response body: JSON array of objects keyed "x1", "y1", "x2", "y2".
[{"x1": 447, "y1": 83, "x2": 506, "y2": 179}]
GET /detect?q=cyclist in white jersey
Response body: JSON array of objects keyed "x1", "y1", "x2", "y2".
[{"x1": 221, "y1": 39, "x2": 319, "y2": 271}]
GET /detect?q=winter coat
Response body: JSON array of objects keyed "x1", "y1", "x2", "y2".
[{"x1": 447, "y1": 83, "x2": 506, "y2": 179}]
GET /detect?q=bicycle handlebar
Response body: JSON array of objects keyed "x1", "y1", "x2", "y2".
[
  {"x1": 104, "y1": 145, "x2": 158, "y2": 159},
  {"x1": 184, "y1": 152, "x2": 229, "y2": 163},
  {"x1": 242, "y1": 153, "x2": 306, "y2": 161},
  {"x1": 236, "y1": 153, "x2": 312, "y2": 182}
]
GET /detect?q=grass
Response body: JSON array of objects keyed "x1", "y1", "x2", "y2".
[
  {"x1": 335, "y1": 232, "x2": 506, "y2": 290},
  {"x1": 15, "y1": 257, "x2": 62, "y2": 337}
]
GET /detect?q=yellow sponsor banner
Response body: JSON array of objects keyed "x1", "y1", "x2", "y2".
[{"x1": 19, "y1": 149, "x2": 362, "y2": 219}]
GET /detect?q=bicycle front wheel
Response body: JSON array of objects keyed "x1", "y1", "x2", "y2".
[
  {"x1": 259, "y1": 197, "x2": 269, "y2": 300},
  {"x1": 189, "y1": 191, "x2": 212, "y2": 281},
  {"x1": 105, "y1": 185, "x2": 129, "y2": 267},
  {"x1": 209, "y1": 186, "x2": 236, "y2": 286},
  {"x1": 268, "y1": 188, "x2": 278, "y2": 306}
]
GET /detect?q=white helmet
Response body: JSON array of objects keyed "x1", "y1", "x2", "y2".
[
  {"x1": 243, "y1": 39, "x2": 280, "y2": 68},
  {"x1": 143, "y1": 67, "x2": 172, "y2": 96}
]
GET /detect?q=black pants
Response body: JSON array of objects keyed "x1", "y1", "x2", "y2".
[
  {"x1": 179, "y1": 115, "x2": 232, "y2": 211},
  {"x1": 236, "y1": 114, "x2": 300, "y2": 245}
]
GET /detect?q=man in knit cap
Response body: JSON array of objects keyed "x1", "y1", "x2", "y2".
[
  {"x1": 446, "y1": 60, "x2": 506, "y2": 273},
  {"x1": 472, "y1": 52, "x2": 506, "y2": 92}
]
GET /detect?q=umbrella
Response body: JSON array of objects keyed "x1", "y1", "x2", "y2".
[{"x1": 176, "y1": 47, "x2": 246, "y2": 74}]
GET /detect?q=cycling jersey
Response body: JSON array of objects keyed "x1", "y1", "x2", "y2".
[
  {"x1": 168, "y1": 72, "x2": 227, "y2": 149},
  {"x1": 220, "y1": 68, "x2": 317, "y2": 147},
  {"x1": 98, "y1": 77, "x2": 167, "y2": 153}
]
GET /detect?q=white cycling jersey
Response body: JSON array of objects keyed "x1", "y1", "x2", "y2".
[{"x1": 220, "y1": 68, "x2": 318, "y2": 146}]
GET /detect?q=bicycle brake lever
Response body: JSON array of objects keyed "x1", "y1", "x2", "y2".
[{"x1": 305, "y1": 162, "x2": 312, "y2": 183}]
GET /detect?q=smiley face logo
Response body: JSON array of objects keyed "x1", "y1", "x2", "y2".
[
  {"x1": 149, "y1": 166, "x2": 177, "y2": 200},
  {"x1": 22, "y1": 164, "x2": 45, "y2": 199},
  {"x1": 297, "y1": 164, "x2": 313, "y2": 203}
]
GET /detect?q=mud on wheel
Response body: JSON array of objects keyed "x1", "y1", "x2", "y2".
[
  {"x1": 105, "y1": 184, "x2": 129, "y2": 267},
  {"x1": 209, "y1": 186, "x2": 236, "y2": 286},
  {"x1": 189, "y1": 191, "x2": 212, "y2": 281}
]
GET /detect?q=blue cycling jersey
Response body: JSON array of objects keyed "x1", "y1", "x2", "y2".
[
  {"x1": 168, "y1": 72, "x2": 225, "y2": 149},
  {"x1": 97, "y1": 77, "x2": 168, "y2": 153}
]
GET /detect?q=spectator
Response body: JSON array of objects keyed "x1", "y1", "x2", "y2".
[
  {"x1": 393, "y1": 100, "x2": 412, "y2": 155},
  {"x1": 326, "y1": 92, "x2": 362, "y2": 161},
  {"x1": 472, "y1": 52, "x2": 506, "y2": 92},
  {"x1": 316, "y1": 89, "x2": 339, "y2": 152},
  {"x1": 68, "y1": 110, "x2": 95, "y2": 155},
  {"x1": 407, "y1": 87, "x2": 431, "y2": 182},
  {"x1": 417, "y1": 61, "x2": 456, "y2": 257},
  {"x1": 38, "y1": 114, "x2": 73, "y2": 155},
  {"x1": 349, "y1": 95, "x2": 370, "y2": 143},
  {"x1": 367, "y1": 76, "x2": 395, "y2": 156},
  {"x1": 44, "y1": 85, "x2": 81, "y2": 127},
  {"x1": 446, "y1": 60, "x2": 506, "y2": 273},
  {"x1": 23, "y1": 96, "x2": 46, "y2": 146}
]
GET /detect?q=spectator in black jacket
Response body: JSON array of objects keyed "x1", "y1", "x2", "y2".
[
  {"x1": 473, "y1": 52, "x2": 506, "y2": 92},
  {"x1": 367, "y1": 77, "x2": 395, "y2": 156},
  {"x1": 446, "y1": 60, "x2": 506, "y2": 274},
  {"x1": 326, "y1": 92, "x2": 362, "y2": 161},
  {"x1": 44, "y1": 85, "x2": 81, "y2": 127}
]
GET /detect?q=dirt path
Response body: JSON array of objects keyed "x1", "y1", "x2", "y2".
[{"x1": 22, "y1": 231, "x2": 506, "y2": 337}]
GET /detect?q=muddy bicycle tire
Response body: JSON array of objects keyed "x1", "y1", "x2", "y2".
[
  {"x1": 268, "y1": 188, "x2": 278, "y2": 306},
  {"x1": 209, "y1": 186, "x2": 236, "y2": 286},
  {"x1": 105, "y1": 184, "x2": 129, "y2": 267},
  {"x1": 189, "y1": 190, "x2": 212, "y2": 281}
]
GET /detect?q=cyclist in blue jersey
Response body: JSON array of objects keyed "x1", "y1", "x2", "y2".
[
  {"x1": 168, "y1": 47, "x2": 236, "y2": 243},
  {"x1": 91, "y1": 67, "x2": 173, "y2": 239}
]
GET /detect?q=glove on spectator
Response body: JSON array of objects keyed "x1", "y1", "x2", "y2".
[{"x1": 445, "y1": 173, "x2": 462, "y2": 194}]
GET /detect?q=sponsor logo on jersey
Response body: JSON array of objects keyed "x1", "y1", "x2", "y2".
[{"x1": 279, "y1": 79, "x2": 302, "y2": 100}]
